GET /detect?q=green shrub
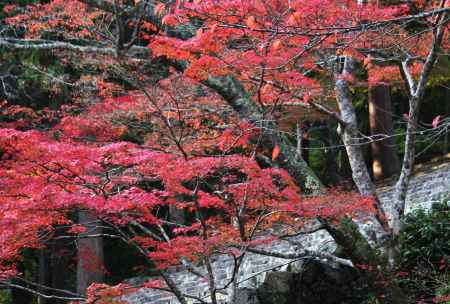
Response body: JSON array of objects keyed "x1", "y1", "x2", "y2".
[
  {"x1": 398, "y1": 201, "x2": 450, "y2": 303},
  {"x1": 399, "y1": 201, "x2": 450, "y2": 268}
]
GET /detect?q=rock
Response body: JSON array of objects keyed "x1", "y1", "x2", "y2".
[
  {"x1": 235, "y1": 288, "x2": 260, "y2": 304},
  {"x1": 256, "y1": 260, "x2": 368, "y2": 304},
  {"x1": 257, "y1": 272, "x2": 295, "y2": 304},
  {"x1": 261, "y1": 272, "x2": 294, "y2": 293},
  {"x1": 294, "y1": 260, "x2": 365, "y2": 304}
]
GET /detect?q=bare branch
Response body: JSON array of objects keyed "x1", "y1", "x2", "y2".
[
  {"x1": 246, "y1": 247, "x2": 354, "y2": 268},
  {"x1": 0, "y1": 38, "x2": 150, "y2": 57},
  {"x1": 0, "y1": 282, "x2": 86, "y2": 302}
]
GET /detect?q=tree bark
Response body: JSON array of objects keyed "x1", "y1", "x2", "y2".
[
  {"x1": 10, "y1": 283, "x2": 34, "y2": 304},
  {"x1": 10, "y1": 263, "x2": 34, "y2": 304},
  {"x1": 334, "y1": 57, "x2": 390, "y2": 234},
  {"x1": 320, "y1": 218, "x2": 407, "y2": 304},
  {"x1": 445, "y1": 87, "x2": 450, "y2": 154},
  {"x1": 391, "y1": 9, "x2": 447, "y2": 236},
  {"x1": 51, "y1": 240, "x2": 70, "y2": 304},
  {"x1": 368, "y1": 84, "x2": 400, "y2": 180},
  {"x1": 203, "y1": 74, "x2": 405, "y2": 302},
  {"x1": 76, "y1": 210, "x2": 104, "y2": 296},
  {"x1": 38, "y1": 248, "x2": 51, "y2": 304},
  {"x1": 204, "y1": 76, "x2": 323, "y2": 194}
]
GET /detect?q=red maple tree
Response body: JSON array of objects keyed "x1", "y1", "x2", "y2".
[{"x1": 0, "y1": 0, "x2": 448, "y2": 303}]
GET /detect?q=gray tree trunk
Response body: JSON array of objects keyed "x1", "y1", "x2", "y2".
[
  {"x1": 445, "y1": 87, "x2": 450, "y2": 154},
  {"x1": 77, "y1": 210, "x2": 104, "y2": 295},
  {"x1": 38, "y1": 248, "x2": 51, "y2": 304},
  {"x1": 205, "y1": 76, "x2": 323, "y2": 194},
  {"x1": 334, "y1": 57, "x2": 390, "y2": 235},
  {"x1": 38, "y1": 235, "x2": 70, "y2": 304},
  {"x1": 50, "y1": 240, "x2": 70, "y2": 304},
  {"x1": 391, "y1": 11, "x2": 447, "y2": 236}
]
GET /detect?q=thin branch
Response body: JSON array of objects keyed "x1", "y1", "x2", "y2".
[
  {"x1": 247, "y1": 247, "x2": 354, "y2": 268},
  {"x1": 0, "y1": 38, "x2": 150, "y2": 56},
  {"x1": 1, "y1": 282, "x2": 86, "y2": 302}
]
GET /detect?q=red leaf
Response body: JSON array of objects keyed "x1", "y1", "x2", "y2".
[
  {"x1": 432, "y1": 115, "x2": 441, "y2": 128},
  {"x1": 303, "y1": 93, "x2": 310, "y2": 103},
  {"x1": 161, "y1": 14, "x2": 178, "y2": 26},
  {"x1": 271, "y1": 39, "x2": 282, "y2": 51},
  {"x1": 154, "y1": 3, "x2": 165, "y2": 15},
  {"x1": 272, "y1": 144, "x2": 281, "y2": 161},
  {"x1": 246, "y1": 16, "x2": 258, "y2": 29}
]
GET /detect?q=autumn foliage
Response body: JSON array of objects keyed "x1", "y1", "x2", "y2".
[
  {"x1": 0, "y1": 0, "x2": 448, "y2": 302},
  {"x1": 0, "y1": 117, "x2": 376, "y2": 275},
  {"x1": 0, "y1": 89, "x2": 376, "y2": 291}
]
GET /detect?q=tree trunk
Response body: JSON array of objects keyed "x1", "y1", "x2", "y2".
[
  {"x1": 444, "y1": 85, "x2": 450, "y2": 154},
  {"x1": 38, "y1": 230, "x2": 72, "y2": 304},
  {"x1": 10, "y1": 283, "x2": 34, "y2": 304},
  {"x1": 321, "y1": 218, "x2": 407, "y2": 304},
  {"x1": 204, "y1": 76, "x2": 323, "y2": 194},
  {"x1": 50, "y1": 239, "x2": 70, "y2": 304},
  {"x1": 391, "y1": 11, "x2": 447, "y2": 236},
  {"x1": 334, "y1": 57, "x2": 390, "y2": 235},
  {"x1": 369, "y1": 84, "x2": 400, "y2": 180},
  {"x1": 10, "y1": 263, "x2": 34, "y2": 304},
  {"x1": 390, "y1": 95, "x2": 420, "y2": 236},
  {"x1": 38, "y1": 248, "x2": 51, "y2": 304},
  {"x1": 206, "y1": 70, "x2": 408, "y2": 303},
  {"x1": 77, "y1": 210, "x2": 104, "y2": 295}
]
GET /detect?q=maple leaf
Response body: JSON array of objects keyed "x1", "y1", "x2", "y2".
[
  {"x1": 271, "y1": 39, "x2": 283, "y2": 51},
  {"x1": 246, "y1": 16, "x2": 258, "y2": 29},
  {"x1": 161, "y1": 14, "x2": 179, "y2": 26},
  {"x1": 1, "y1": 1, "x2": 447, "y2": 302},
  {"x1": 272, "y1": 144, "x2": 281, "y2": 161},
  {"x1": 432, "y1": 115, "x2": 441, "y2": 128},
  {"x1": 154, "y1": 3, "x2": 166, "y2": 15}
]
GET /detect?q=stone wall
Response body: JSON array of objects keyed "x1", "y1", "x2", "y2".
[
  {"x1": 123, "y1": 228, "x2": 336, "y2": 304},
  {"x1": 377, "y1": 159, "x2": 450, "y2": 213},
  {"x1": 123, "y1": 159, "x2": 450, "y2": 304}
]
